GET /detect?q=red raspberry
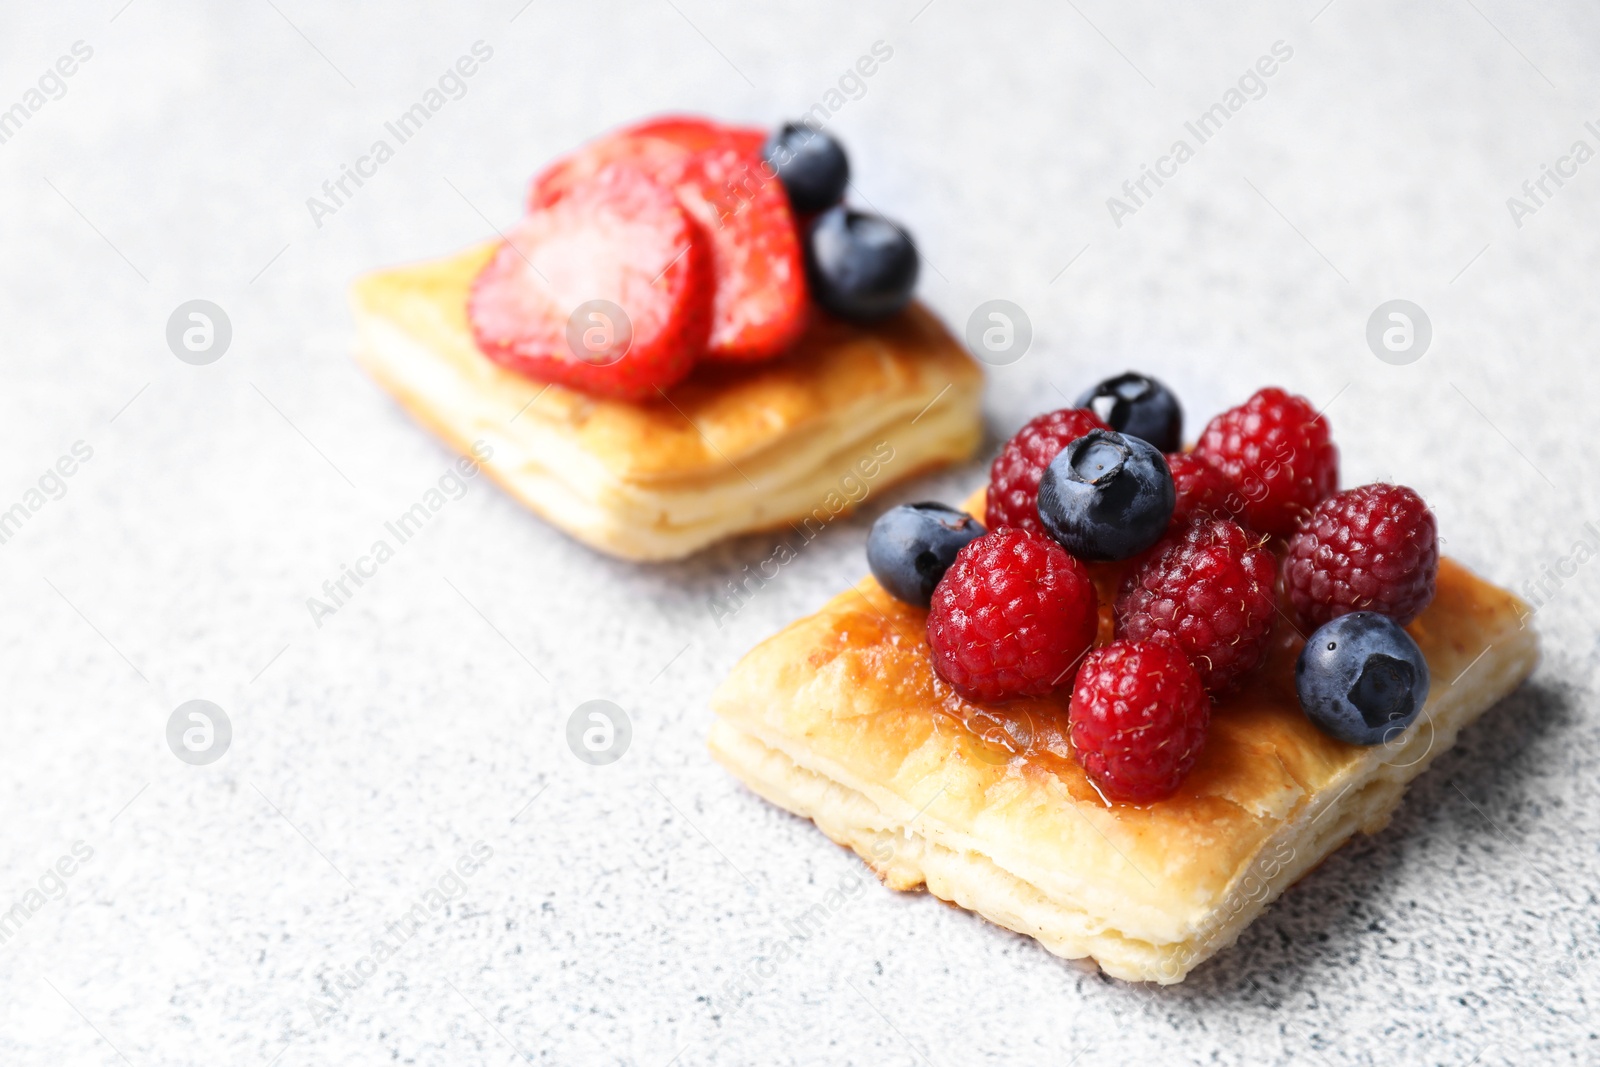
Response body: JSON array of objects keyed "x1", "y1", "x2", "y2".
[
  {"x1": 1192, "y1": 387, "x2": 1338, "y2": 537},
  {"x1": 986, "y1": 408, "x2": 1111, "y2": 536},
  {"x1": 1068, "y1": 640, "x2": 1210, "y2": 803},
  {"x1": 1115, "y1": 516, "x2": 1277, "y2": 693},
  {"x1": 1165, "y1": 452, "x2": 1242, "y2": 526},
  {"x1": 1284, "y1": 483, "x2": 1439, "y2": 628},
  {"x1": 927, "y1": 528, "x2": 1098, "y2": 704}
]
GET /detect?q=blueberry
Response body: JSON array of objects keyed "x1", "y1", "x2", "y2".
[
  {"x1": 1036, "y1": 430, "x2": 1174, "y2": 561},
  {"x1": 1075, "y1": 372, "x2": 1183, "y2": 453},
  {"x1": 1295, "y1": 612, "x2": 1430, "y2": 746},
  {"x1": 762, "y1": 123, "x2": 850, "y2": 214},
  {"x1": 805, "y1": 206, "x2": 920, "y2": 322},
  {"x1": 867, "y1": 502, "x2": 986, "y2": 607}
]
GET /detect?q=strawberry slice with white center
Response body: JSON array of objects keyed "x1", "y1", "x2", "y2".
[
  {"x1": 469, "y1": 164, "x2": 710, "y2": 400},
  {"x1": 528, "y1": 117, "x2": 807, "y2": 363}
]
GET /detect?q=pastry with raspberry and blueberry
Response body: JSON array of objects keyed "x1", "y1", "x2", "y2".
[
  {"x1": 351, "y1": 116, "x2": 982, "y2": 560},
  {"x1": 711, "y1": 373, "x2": 1539, "y2": 984}
]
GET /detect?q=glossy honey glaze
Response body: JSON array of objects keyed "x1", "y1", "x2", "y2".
[{"x1": 809, "y1": 553, "x2": 1514, "y2": 810}]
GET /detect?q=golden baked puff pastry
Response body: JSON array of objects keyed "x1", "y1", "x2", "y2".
[
  {"x1": 349, "y1": 243, "x2": 983, "y2": 561},
  {"x1": 709, "y1": 490, "x2": 1539, "y2": 983}
]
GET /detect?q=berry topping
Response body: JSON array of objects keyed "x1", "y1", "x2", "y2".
[
  {"x1": 1115, "y1": 516, "x2": 1277, "y2": 694},
  {"x1": 1068, "y1": 640, "x2": 1210, "y2": 803},
  {"x1": 527, "y1": 119, "x2": 708, "y2": 208},
  {"x1": 1295, "y1": 612, "x2": 1430, "y2": 745},
  {"x1": 1193, "y1": 387, "x2": 1338, "y2": 537},
  {"x1": 1166, "y1": 451, "x2": 1242, "y2": 526},
  {"x1": 469, "y1": 164, "x2": 710, "y2": 400},
  {"x1": 1037, "y1": 430, "x2": 1175, "y2": 561},
  {"x1": 528, "y1": 117, "x2": 806, "y2": 363},
  {"x1": 762, "y1": 123, "x2": 850, "y2": 214},
  {"x1": 1284, "y1": 483, "x2": 1439, "y2": 628},
  {"x1": 867, "y1": 503, "x2": 986, "y2": 608},
  {"x1": 985, "y1": 407, "x2": 1112, "y2": 536},
  {"x1": 1075, "y1": 372, "x2": 1183, "y2": 453},
  {"x1": 927, "y1": 528, "x2": 1098, "y2": 704},
  {"x1": 528, "y1": 116, "x2": 766, "y2": 205},
  {"x1": 668, "y1": 142, "x2": 808, "y2": 362},
  {"x1": 804, "y1": 205, "x2": 919, "y2": 322}
]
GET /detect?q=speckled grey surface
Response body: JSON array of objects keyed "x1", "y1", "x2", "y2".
[{"x1": 0, "y1": 2, "x2": 1596, "y2": 1064}]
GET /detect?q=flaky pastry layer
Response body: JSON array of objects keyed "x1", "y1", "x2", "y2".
[
  {"x1": 348, "y1": 244, "x2": 984, "y2": 560},
  {"x1": 710, "y1": 553, "x2": 1538, "y2": 983}
]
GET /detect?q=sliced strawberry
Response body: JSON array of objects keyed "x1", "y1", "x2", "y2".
[
  {"x1": 529, "y1": 128, "x2": 690, "y2": 210},
  {"x1": 469, "y1": 164, "x2": 710, "y2": 400},
  {"x1": 528, "y1": 117, "x2": 807, "y2": 363},
  {"x1": 530, "y1": 116, "x2": 763, "y2": 207},
  {"x1": 664, "y1": 142, "x2": 806, "y2": 361}
]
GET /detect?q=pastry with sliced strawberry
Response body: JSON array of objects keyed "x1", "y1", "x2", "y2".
[{"x1": 350, "y1": 113, "x2": 980, "y2": 560}]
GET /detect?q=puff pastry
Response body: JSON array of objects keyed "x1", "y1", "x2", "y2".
[
  {"x1": 349, "y1": 244, "x2": 983, "y2": 560},
  {"x1": 709, "y1": 492, "x2": 1538, "y2": 983}
]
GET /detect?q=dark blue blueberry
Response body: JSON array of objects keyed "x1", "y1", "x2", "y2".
[
  {"x1": 762, "y1": 123, "x2": 850, "y2": 214},
  {"x1": 866, "y1": 502, "x2": 986, "y2": 607},
  {"x1": 805, "y1": 206, "x2": 919, "y2": 323},
  {"x1": 1036, "y1": 430, "x2": 1174, "y2": 561},
  {"x1": 1295, "y1": 612, "x2": 1430, "y2": 746},
  {"x1": 1074, "y1": 372, "x2": 1183, "y2": 453}
]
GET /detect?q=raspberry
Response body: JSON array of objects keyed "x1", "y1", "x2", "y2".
[
  {"x1": 1115, "y1": 516, "x2": 1277, "y2": 693},
  {"x1": 1284, "y1": 483, "x2": 1439, "y2": 628},
  {"x1": 986, "y1": 407, "x2": 1110, "y2": 536},
  {"x1": 927, "y1": 528, "x2": 1098, "y2": 704},
  {"x1": 1165, "y1": 451, "x2": 1242, "y2": 526},
  {"x1": 1069, "y1": 640, "x2": 1210, "y2": 803},
  {"x1": 1192, "y1": 387, "x2": 1338, "y2": 537}
]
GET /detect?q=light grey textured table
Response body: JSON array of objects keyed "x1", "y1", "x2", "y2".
[{"x1": 0, "y1": 2, "x2": 1595, "y2": 1064}]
